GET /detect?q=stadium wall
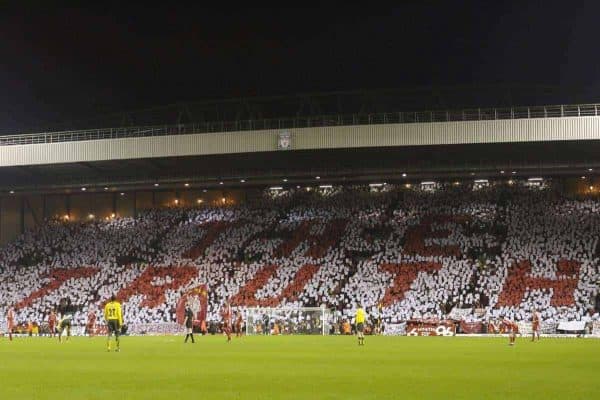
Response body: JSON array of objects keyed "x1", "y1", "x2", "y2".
[{"x1": 1, "y1": 116, "x2": 600, "y2": 167}]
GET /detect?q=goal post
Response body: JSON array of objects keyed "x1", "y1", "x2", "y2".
[{"x1": 243, "y1": 305, "x2": 333, "y2": 335}]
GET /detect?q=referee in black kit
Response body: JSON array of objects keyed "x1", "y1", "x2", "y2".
[{"x1": 183, "y1": 304, "x2": 195, "y2": 343}]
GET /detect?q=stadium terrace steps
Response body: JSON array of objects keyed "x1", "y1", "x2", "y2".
[{"x1": 2, "y1": 186, "x2": 599, "y2": 326}]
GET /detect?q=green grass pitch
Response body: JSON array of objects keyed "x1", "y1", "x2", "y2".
[{"x1": 1, "y1": 335, "x2": 598, "y2": 399}]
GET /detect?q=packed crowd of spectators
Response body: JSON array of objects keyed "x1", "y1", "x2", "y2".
[{"x1": 1, "y1": 183, "x2": 599, "y2": 332}]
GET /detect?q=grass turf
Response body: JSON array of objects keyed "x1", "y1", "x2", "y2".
[{"x1": 0, "y1": 335, "x2": 598, "y2": 399}]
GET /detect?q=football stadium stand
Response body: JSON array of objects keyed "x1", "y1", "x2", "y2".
[{"x1": 1, "y1": 183, "x2": 599, "y2": 334}]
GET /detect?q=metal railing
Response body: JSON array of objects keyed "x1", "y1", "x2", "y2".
[{"x1": 1, "y1": 103, "x2": 598, "y2": 146}]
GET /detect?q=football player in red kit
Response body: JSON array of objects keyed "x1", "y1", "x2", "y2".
[
  {"x1": 531, "y1": 308, "x2": 541, "y2": 342},
  {"x1": 221, "y1": 302, "x2": 232, "y2": 342},
  {"x1": 6, "y1": 307, "x2": 15, "y2": 341},
  {"x1": 235, "y1": 310, "x2": 243, "y2": 338},
  {"x1": 48, "y1": 309, "x2": 57, "y2": 337},
  {"x1": 86, "y1": 309, "x2": 97, "y2": 337},
  {"x1": 502, "y1": 316, "x2": 519, "y2": 346}
]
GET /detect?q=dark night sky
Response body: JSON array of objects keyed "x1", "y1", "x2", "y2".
[{"x1": 1, "y1": 2, "x2": 599, "y2": 132}]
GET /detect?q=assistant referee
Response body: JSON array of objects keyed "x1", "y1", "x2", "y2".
[{"x1": 104, "y1": 294, "x2": 123, "y2": 352}]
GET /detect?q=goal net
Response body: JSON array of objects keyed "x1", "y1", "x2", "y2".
[{"x1": 243, "y1": 306, "x2": 333, "y2": 335}]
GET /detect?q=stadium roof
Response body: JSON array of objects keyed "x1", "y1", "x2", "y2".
[
  {"x1": 1, "y1": 99, "x2": 599, "y2": 194},
  {"x1": 7, "y1": 84, "x2": 585, "y2": 134},
  {"x1": 1, "y1": 140, "x2": 599, "y2": 195}
]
